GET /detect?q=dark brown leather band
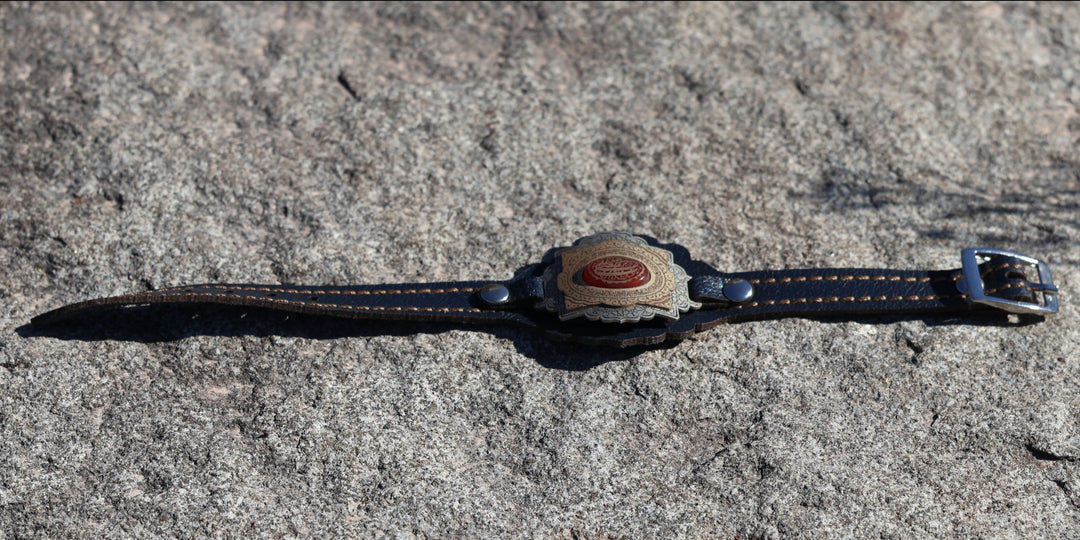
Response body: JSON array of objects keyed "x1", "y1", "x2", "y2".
[
  {"x1": 30, "y1": 281, "x2": 527, "y2": 327},
  {"x1": 694, "y1": 256, "x2": 1036, "y2": 321},
  {"x1": 31, "y1": 235, "x2": 1057, "y2": 347}
]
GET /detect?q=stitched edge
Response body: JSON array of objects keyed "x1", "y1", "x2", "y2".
[
  {"x1": 142, "y1": 292, "x2": 486, "y2": 313},
  {"x1": 746, "y1": 274, "x2": 955, "y2": 285},
  {"x1": 745, "y1": 262, "x2": 1028, "y2": 285},
  {"x1": 981, "y1": 262, "x2": 1028, "y2": 278},
  {"x1": 983, "y1": 283, "x2": 1034, "y2": 295},
  {"x1": 156, "y1": 285, "x2": 478, "y2": 295},
  {"x1": 731, "y1": 293, "x2": 967, "y2": 309}
]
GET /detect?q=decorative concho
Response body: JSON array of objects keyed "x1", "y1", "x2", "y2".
[{"x1": 540, "y1": 232, "x2": 701, "y2": 323}]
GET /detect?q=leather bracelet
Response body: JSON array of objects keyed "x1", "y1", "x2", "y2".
[{"x1": 32, "y1": 232, "x2": 1059, "y2": 347}]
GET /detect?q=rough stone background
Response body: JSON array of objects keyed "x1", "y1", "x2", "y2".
[{"x1": 2, "y1": 2, "x2": 1079, "y2": 537}]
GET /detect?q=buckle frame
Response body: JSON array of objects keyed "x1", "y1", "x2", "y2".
[{"x1": 961, "y1": 248, "x2": 1058, "y2": 315}]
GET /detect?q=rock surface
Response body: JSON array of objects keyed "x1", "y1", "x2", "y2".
[{"x1": 2, "y1": 2, "x2": 1079, "y2": 537}]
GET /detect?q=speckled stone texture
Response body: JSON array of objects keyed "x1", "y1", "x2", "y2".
[{"x1": 2, "y1": 2, "x2": 1079, "y2": 537}]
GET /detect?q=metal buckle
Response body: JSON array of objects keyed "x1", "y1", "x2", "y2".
[{"x1": 960, "y1": 248, "x2": 1059, "y2": 315}]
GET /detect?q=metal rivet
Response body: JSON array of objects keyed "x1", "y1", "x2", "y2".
[
  {"x1": 722, "y1": 279, "x2": 754, "y2": 303},
  {"x1": 479, "y1": 283, "x2": 510, "y2": 305}
]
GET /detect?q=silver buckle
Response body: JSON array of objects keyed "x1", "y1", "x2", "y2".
[{"x1": 960, "y1": 248, "x2": 1058, "y2": 315}]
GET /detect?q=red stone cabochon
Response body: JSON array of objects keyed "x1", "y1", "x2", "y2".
[{"x1": 582, "y1": 256, "x2": 651, "y2": 289}]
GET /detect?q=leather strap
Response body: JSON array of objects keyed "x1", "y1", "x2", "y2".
[
  {"x1": 30, "y1": 281, "x2": 534, "y2": 327},
  {"x1": 691, "y1": 254, "x2": 1037, "y2": 321},
  {"x1": 31, "y1": 238, "x2": 1055, "y2": 347}
]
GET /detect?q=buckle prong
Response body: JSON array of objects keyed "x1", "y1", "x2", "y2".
[
  {"x1": 961, "y1": 248, "x2": 1058, "y2": 315},
  {"x1": 1028, "y1": 282, "x2": 1059, "y2": 293}
]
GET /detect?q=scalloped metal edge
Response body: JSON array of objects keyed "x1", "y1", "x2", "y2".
[{"x1": 539, "y1": 232, "x2": 701, "y2": 323}]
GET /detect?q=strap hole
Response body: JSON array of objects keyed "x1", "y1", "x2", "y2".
[
  {"x1": 266, "y1": 293, "x2": 276, "y2": 297},
  {"x1": 224, "y1": 290, "x2": 235, "y2": 294},
  {"x1": 309, "y1": 295, "x2": 319, "y2": 301}
]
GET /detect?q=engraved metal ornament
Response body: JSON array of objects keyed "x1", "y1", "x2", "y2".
[{"x1": 540, "y1": 232, "x2": 701, "y2": 323}]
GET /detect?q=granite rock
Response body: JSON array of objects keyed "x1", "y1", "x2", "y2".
[{"x1": 2, "y1": 2, "x2": 1079, "y2": 537}]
